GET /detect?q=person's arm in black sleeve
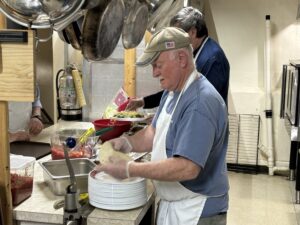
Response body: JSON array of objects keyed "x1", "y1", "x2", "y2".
[{"x1": 143, "y1": 91, "x2": 164, "y2": 109}]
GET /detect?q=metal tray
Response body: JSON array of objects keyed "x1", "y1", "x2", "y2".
[{"x1": 39, "y1": 158, "x2": 96, "y2": 196}]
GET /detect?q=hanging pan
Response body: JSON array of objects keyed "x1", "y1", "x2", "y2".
[
  {"x1": 59, "y1": 18, "x2": 83, "y2": 50},
  {"x1": 146, "y1": 0, "x2": 174, "y2": 32},
  {"x1": 82, "y1": 0, "x2": 125, "y2": 61},
  {"x1": 122, "y1": 0, "x2": 149, "y2": 49},
  {"x1": 153, "y1": 0, "x2": 184, "y2": 32},
  {"x1": 0, "y1": 0, "x2": 85, "y2": 30}
]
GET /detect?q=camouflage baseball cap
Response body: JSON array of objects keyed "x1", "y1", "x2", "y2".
[{"x1": 136, "y1": 27, "x2": 191, "y2": 67}]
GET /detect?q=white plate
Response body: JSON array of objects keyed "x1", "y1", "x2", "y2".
[
  {"x1": 89, "y1": 194, "x2": 147, "y2": 205},
  {"x1": 89, "y1": 198, "x2": 147, "y2": 210},
  {"x1": 89, "y1": 184, "x2": 146, "y2": 195},
  {"x1": 91, "y1": 171, "x2": 146, "y2": 185},
  {"x1": 110, "y1": 117, "x2": 147, "y2": 122},
  {"x1": 89, "y1": 187, "x2": 146, "y2": 198}
]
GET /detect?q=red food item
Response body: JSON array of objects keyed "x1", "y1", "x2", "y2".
[
  {"x1": 51, "y1": 146, "x2": 91, "y2": 160},
  {"x1": 117, "y1": 99, "x2": 129, "y2": 111},
  {"x1": 11, "y1": 173, "x2": 33, "y2": 206}
]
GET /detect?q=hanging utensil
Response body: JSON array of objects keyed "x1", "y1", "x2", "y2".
[
  {"x1": 0, "y1": 0, "x2": 85, "y2": 30},
  {"x1": 153, "y1": 0, "x2": 184, "y2": 32},
  {"x1": 62, "y1": 20, "x2": 82, "y2": 50},
  {"x1": 82, "y1": 0, "x2": 102, "y2": 10},
  {"x1": 146, "y1": 0, "x2": 174, "y2": 32},
  {"x1": 82, "y1": 0, "x2": 125, "y2": 61},
  {"x1": 122, "y1": 0, "x2": 149, "y2": 49}
]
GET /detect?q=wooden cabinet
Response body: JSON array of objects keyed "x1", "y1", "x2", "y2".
[{"x1": 0, "y1": 29, "x2": 35, "y2": 225}]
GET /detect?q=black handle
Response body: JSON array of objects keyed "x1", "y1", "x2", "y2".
[
  {"x1": 280, "y1": 65, "x2": 287, "y2": 118},
  {"x1": 0, "y1": 31, "x2": 28, "y2": 43}
]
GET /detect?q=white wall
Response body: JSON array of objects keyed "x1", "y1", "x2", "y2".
[{"x1": 207, "y1": 0, "x2": 300, "y2": 166}]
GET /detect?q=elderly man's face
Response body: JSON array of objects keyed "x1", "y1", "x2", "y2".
[{"x1": 151, "y1": 51, "x2": 183, "y2": 91}]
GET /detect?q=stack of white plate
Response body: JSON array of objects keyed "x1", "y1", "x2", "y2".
[{"x1": 88, "y1": 171, "x2": 147, "y2": 210}]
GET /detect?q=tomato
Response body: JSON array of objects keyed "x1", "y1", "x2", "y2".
[
  {"x1": 11, "y1": 173, "x2": 33, "y2": 206},
  {"x1": 51, "y1": 145, "x2": 92, "y2": 160}
]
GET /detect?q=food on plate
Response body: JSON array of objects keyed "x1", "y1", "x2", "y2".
[
  {"x1": 99, "y1": 141, "x2": 132, "y2": 165},
  {"x1": 113, "y1": 111, "x2": 144, "y2": 118}
]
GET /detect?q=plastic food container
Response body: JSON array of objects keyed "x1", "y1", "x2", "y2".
[
  {"x1": 50, "y1": 129, "x2": 98, "y2": 160},
  {"x1": 10, "y1": 154, "x2": 35, "y2": 206},
  {"x1": 92, "y1": 119, "x2": 131, "y2": 142}
]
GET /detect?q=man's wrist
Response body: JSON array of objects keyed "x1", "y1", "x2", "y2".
[
  {"x1": 141, "y1": 98, "x2": 145, "y2": 108},
  {"x1": 31, "y1": 115, "x2": 43, "y2": 122}
]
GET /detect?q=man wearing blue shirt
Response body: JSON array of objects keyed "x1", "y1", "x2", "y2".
[{"x1": 94, "y1": 27, "x2": 229, "y2": 225}]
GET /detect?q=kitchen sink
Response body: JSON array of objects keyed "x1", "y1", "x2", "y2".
[{"x1": 40, "y1": 158, "x2": 96, "y2": 196}]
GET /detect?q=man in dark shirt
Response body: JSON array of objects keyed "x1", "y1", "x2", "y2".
[{"x1": 126, "y1": 6, "x2": 230, "y2": 110}]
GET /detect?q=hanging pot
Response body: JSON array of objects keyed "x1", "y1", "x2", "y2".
[
  {"x1": 81, "y1": 0, "x2": 102, "y2": 10},
  {"x1": 146, "y1": 0, "x2": 174, "y2": 32},
  {"x1": 59, "y1": 17, "x2": 83, "y2": 50},
  {"x1": 122, "y1": 0, "x2": 149, "y2": 49},
  {"x1": 57, "y1": 29, "x2": 71, "y2": 45},
  {"x1": 153, "y1": 0, "x2": 184, "y2": 32},
  {"x1": 0, "y1": 0, "x2": 85, "y2": 30},
  {"x1": 82, "y1": 0, "x2": 125, "y2": 61}
]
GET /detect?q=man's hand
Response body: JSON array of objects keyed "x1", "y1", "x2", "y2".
[
  {"x1": 109, "y1": 136, "x2": 133, "y2": 153},
  {"x1": 28, "y1": 117, "x2": 44, "y2": 136},
  {"x1": 9, "y1": 131, "x2": 30, "y2": 143},
  {"x1": 125, "y1": 98, "x2": 144, "y2": 111},
  {"x1": 93, "y1": 156, "x2": 133, "y2": 179}
]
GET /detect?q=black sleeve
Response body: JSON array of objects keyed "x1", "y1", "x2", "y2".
[{"x1": 143, "y1": 91, "x2": 164, "y2": 109}]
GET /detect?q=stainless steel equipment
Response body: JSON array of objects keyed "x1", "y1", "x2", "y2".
[
  {"x1": 280, "y1": 60, "x2": 300, "y2": 203},
  {"x1": 0, "y1": 0, "x2": 85, "y2": 31},
  {"x1": 0, "y1": 0, "x2": 184, "y2": 60},
  {"x1": 56, "y1": 65, "x2": 82, "y2": 121},
  {"x1": 39, "y1": 158, "x2": 95, "y2": 196}
]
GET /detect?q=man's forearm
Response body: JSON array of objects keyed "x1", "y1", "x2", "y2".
[
  {"x1": 128, "y1": 126, "x2": 154, "y2": 153},
  {"x1": 129, "y1": 157, "x2": 201, "y2": 181}
]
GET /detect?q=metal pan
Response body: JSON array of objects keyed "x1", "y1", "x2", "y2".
[
  {"x1": 122, "y1": 0, "x2": 149, "y2": 49},
  {"x1": 146, "y1": 0, "x2": 174, "y2": 32},
  {"x1": 82, "y1": 0, "x2": 102, "y2": 10},
  {"x1": 0, "y1": 0, "x2": 85, "y2": 30},
  {"x1": 82, "y1": 0, "x2": 125, "y2": 61},
  {"x1": 123, "y1": 0, "x2": 136, "y2": 18},
  {"x1": 153, "y1": 0, "x2": 184, "y2": 32},
  {"x1": 62, "y1": 20, "x2": 82, "y2": 50}
]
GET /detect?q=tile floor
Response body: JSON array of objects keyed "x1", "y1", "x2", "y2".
[{"x1": 227, "y1": 171, "x2": 300, "y2": 225}]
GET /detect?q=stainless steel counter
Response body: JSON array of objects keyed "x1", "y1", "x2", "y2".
[{"x1": 13, "y1": 121, "x2": 156, "y2": 225}]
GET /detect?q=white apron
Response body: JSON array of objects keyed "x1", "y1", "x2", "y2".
[
  {"x1": 152, "y1": 70, "x2": 207, "y2": 225},
  {"x1": 8, "y1": 102, "x2": 32, "y2": 132}
]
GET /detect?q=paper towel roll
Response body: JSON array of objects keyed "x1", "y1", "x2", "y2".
[{"x1": 71, "y1": 69, "x2": 86, "y2": 107}]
